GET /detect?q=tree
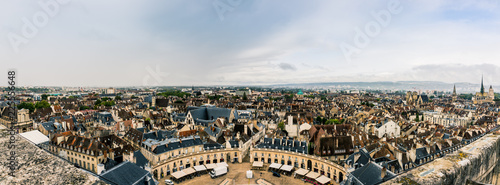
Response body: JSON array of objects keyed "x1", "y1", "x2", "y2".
[
  {"x1": 115, "y1": 95, "x2": 122, "y2": 100},
  {"x1": 41, "y1": 94, "x2": 48, "y2": 100},
  {"x1": 325, "y1": 119, "x2": 334, "y2": 125},
  {"x1": 316, "y1": 116, "x2": 322, "y2": 123},
  {"x1": 278, "y1": 121, "x2": 285, "y2": 130},
  {"x1": 102, "y1": 100, "x2": 115, "y2": 107},
  {"x1": 95, "y1": 99, "x2": 102, "y2": 106},
  {"x1": 35, "y1": 100, "x2": 51, "y2": 109},
  {"x1": 242, "y1": 92, "x2": 248, "y2": 100},
  {"x1": 415, "y1": 112, "x2": 420, "y2": 122},
  {"x1": 18, "y1": 102, "x2": 35, "y2": 113},
  {"x1": 79, "y1": 105, "x2": 90, "y2": 110}
]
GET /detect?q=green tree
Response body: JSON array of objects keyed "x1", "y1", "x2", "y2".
[
  {"x1": 115, "y1": 95, "x2": 122, "y2": 100},
  {"x1": 242, "y1": 92, "x2": 248, "y2": 100},
  {"x1": 316, "y1": 116, "x2": 322, "y2": 123},
  {"x1": 35, "y1": 100, "x2": 51, "y2": 109},
  {"x1": 278, "y1": 121, "x2": 285, "y2": 130},
  {"x1": 18, "y1": 102, "x2": 35, "y2": 113},
  {"x1": 95, "y1": 99, "x2": 102, "y2": 106},
  {"x1": 41, "y1": 94, "x2": 48, "y2": 100},
  {"x1": 325, "y1": 119, "x2": 334, "y2": 125},
  {"x1": 102, "y1": 100, "x2": 115, "y2": 107},
  {"x1": 79, "y1": 105, "x2": 90, "y2": 110},
  {"x1": 415, "y1": 112, "x2": 420, "y2": 122}
]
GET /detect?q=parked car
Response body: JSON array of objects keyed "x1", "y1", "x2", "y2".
[
  {"x1": 272, "y1": 171, "x2": 281, "y2": 177},
  {"x1": 165, "y1": 179, "x2": 174, "y2": 185}
]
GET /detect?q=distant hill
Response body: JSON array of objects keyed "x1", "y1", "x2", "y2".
[{"x1": 268, "y1": 81, "x2": 498, "y2": 93}]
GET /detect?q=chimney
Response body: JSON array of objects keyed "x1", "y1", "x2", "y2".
[
  {"x1": 97, "y1": 163, "x2": 105, "y2": 175},
  {"x1": 381, "y1": 167, "x2": 387, "y2": 179}
]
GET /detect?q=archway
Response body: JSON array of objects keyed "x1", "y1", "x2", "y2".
[
  {"x1": 339, "y1": 172, "x2": 343, "y2": 182},
  {"x1": 307, "y1": 160, "x2": 312, "y2": 170}
]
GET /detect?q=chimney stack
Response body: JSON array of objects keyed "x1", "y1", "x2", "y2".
[{"x1": 381, "y1": 167, "x2": 387, "y2": 179}]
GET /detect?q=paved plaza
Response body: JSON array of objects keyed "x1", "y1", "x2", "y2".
[{"x1": 157, "y1": 162, "x2": 337, "y2": 185}]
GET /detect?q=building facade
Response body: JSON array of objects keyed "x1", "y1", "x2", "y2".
[
  {"x1": 251, "y1": 148, "x2": 347, "y2": 183},
  {"x1": 151, "y1": 148, "x2": 242, "y2": 179}
]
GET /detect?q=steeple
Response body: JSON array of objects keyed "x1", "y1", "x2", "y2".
[
  {"x1": 453, "y1": 84, "x2": 456, "y2": 96},
  {"x1": 480, "y1": 75, "x2": 485, "y2": 94}
]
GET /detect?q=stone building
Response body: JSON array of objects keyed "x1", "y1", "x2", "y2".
[{"x1": 473, "y1": 76, "x2": 495, "y2": 104}]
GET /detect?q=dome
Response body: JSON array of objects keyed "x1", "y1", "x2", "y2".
[{"x1": 297, "y1": 89, "x2": 304, "y2": 95}]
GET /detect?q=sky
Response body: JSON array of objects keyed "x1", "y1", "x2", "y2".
[{"x1": 1, "y1": 0, "x2": 500, "y2": 87}]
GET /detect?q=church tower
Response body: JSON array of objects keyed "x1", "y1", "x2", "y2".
[
  {"x1": 481, "y1": 75, "x2": 485, "y2": 95},
  {"x1": 452, "y1": 84, "x2": 457, "y2": 102},
  {"x1": 489, "y1": 85, "x2": 495, "y2": 100}
]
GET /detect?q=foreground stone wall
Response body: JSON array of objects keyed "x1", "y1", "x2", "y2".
[
  {"x1": 383, "y1": 131, "x2": 500, "y2": 185},
  {"x1": 0, "y1": 130, "x2": 106, "y2": 185}
]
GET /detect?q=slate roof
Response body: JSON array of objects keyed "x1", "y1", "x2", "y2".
[
  {"x1": 415, "y1": 147, "x2": 430, "y2": 161},
  {"x1": 95, "y1": 112, "x2": 115, "y2": 125},
  {"x1": 256, "y1": 137, "x2": 307, "y2": 154},
  {"x1": 204, "y1": 125, "x2": 221, "y2": 138},
  {"x1": 144, "y1": 136, "x2": 203, "y2": 154},
  {"x1": 346, "y1": 149, "x2": 372, "y2": 169},
  {"x1": 101, "y1": 161, "x2": 157, "y2": 185},
  {"x1": 204, "y1": 143, "x2": 224, "y2": 150},
  {"x1": 348, "y1": 162, "x2": 396, "y2": 185},
  {"x1": 41, "y1": 121, "x2": 56, "y2": 132},
  {"x1": 133, "y1": 150, "x2": 148, "y2": 169},
  {"x1": 188, "y1": 106, "x2": 234, "y2": 126}
]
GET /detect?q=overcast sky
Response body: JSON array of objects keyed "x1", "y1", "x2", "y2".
[{"x1": 1, "y1": 0, "x2": 500, "y2": 87}]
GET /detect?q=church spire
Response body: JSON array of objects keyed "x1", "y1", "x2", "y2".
[
  {"x1": 480, "y1": 75, "x2": 485, "y2": 94},
  {"x1": 453, "y1": 84, "x2": 456, "y2": 95}
]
